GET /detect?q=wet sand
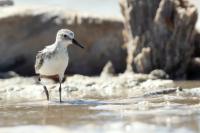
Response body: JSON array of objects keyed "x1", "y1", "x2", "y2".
[{"x1": 0, "y1": 81, "x2": 200, "y2": 133}]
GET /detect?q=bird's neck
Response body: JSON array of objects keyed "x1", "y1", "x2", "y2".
[{"x1": 55, "y1": 40, "x2": 69, "y2": 50}]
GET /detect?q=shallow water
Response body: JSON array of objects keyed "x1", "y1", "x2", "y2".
[
  {"x1": 1, "y1": 0, "x2": 200, "y2": 132},
  {"x1": 175, "y1": 80, "x2": 200, "y2": 89},
  {"x1": 1, "y1": 0, "x2": 200, "y2": 131},
  {"x1": 1, "y1": 81, "x2": 200, "y2": 133}
]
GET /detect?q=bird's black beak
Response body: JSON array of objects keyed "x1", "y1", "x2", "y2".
[{"x1": 72, "y1": 39, "x2": 84, "y2": 49}]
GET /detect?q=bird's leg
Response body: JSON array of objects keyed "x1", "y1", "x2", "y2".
[
  {"x1": 43, "y1": 85, "x2": 49, "y2": 101},
  {"x1": 59, "y1": 81, "x2": 62, "y2": 103},
  {"x1": 38, "y1": 76, "x2": 49, "y2": 101},
  {"x1": 58, "y1": 75, "x2": 63, "y2": 103}
]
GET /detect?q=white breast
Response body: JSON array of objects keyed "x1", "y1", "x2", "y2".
[{"x1": 38, "y1": 49, "x2": 69, "y2": 78}]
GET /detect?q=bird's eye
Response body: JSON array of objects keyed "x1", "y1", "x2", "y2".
[{"x1": 63, "y1": 34, "x2": 67, "y2": 38}]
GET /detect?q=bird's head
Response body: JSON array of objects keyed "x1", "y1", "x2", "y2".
[{"x1": 56, "y1": 29, "x2": 84, "y2": 49}]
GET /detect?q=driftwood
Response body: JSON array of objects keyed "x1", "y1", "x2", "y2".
[{"x1": 120, "y1": 0, "x2": 197, "y2": 79}]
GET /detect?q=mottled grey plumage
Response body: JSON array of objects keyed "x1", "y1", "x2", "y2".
[
  {"x1": 35, "y1": 48, "x2": 56, "y2": 73},
  {"x1": 35, "y1": 52, "x2": 44, "y2": 73},
  {"x1": 34, "y1": 29, "x2": 84, "y2": 103}
]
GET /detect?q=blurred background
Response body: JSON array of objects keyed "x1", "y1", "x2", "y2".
[
  {"x1": 0, "y1": 0, "x2": 127, "y2": 76},
  {"x1": 0, "y1": 0, "x2": 200, "y2": 79},
  {"x1": 14, "y1": 0, "x2": 122, "y2": 18},
  {"x1": 1, "y1": 1, "x2": 200, "y2": 133}
]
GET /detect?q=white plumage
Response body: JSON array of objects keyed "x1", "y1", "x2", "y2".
[
  {"x1": 36, "y1": 44, "x2": 69, "y2": 80},
  {"x1": 35, "y1": 29, "x2": 84, "y2": 102}
]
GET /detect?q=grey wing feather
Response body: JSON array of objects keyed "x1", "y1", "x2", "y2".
[
  {"x1": 35, "y1": 44, "x2": 57, "y2": 73},
  {"x1": 35, "y1": 52, "x2": 44, "y2": 73}
]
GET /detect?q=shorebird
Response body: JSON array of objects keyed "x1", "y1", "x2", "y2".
[{"x1": 35, "y1": 29, "x2": 84, "y2": 103}]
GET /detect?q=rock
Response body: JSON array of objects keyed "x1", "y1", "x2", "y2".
[
  {"x1": 189, "y1": 23, "x2": 200, "y2": 79},
  {"x1": 0, "y1": 0, "x2": 13, "y2": 7},
  {"x1": 149, "y1": 69, "x2": 169, "y2": 79},
  {"x1": 0, "y1": 74, "x2": 174, "y2": 102},
  {"x1": 193, "y1": 31, "x2": 200, "y2": 57},
  {"x1": 0, "y1": 6, "x2": 126, "y2": 76},
  {"x1": 133, "y1": 47, "x2": 152, "y2": 73},
  {"x1": 120, "y1": 0, "x2": 197, "y2": 79},
  {"x1": 100, "y1": 61, "x2": 115, "y2": 77},
  {"x1": 0, "y1": 71, "x2": 18, "y2": 79},
  {"x1": 187, "y1": 57, "x2": 200, "y2": 79},
  {"x1": 190, "y1": 0, "x2": 200, "y2": 31}
]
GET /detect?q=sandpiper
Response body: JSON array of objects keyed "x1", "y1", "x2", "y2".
[{"x1": 35, "y1": 29, "x2": 84, "y2": 103}]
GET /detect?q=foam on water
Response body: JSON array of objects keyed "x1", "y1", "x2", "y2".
[{"x1": 0, "y1": 92, "x2": 200, "y2": 133}]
